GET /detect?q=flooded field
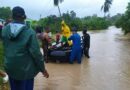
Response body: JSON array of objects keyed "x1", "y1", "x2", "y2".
[{"x1": 34, "y1": 26, "x2": 130, "y2": 90}]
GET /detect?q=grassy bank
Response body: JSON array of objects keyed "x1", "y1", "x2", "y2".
[{"x1": 0, "y1": 41, "x2": 9, "y2": 90}]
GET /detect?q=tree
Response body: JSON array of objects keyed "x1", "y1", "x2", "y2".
[
  {"x1": 101, "y1": 0, "x2": 113, "y2": 17},
  {"x1": 38, "y1": 11, "x2": 85, "y2": 32},
  {"x1": 115, "y1": 3, "x2": 130, "y2": 34},
  {"x1": 54, "y1": 0, "x2": 64, "y2": 17},
  {"x1": 53, "y1": 0, "x2": 113, "y2": 17},
  {"x1": 0, "y1": 7, "x2": 11, "y2": 20},
  {"x1": 70, "y1": 11, "x2": 76, "y2": 19},
  {"x1": 82, "y1": 15, "x2": 110, "y2": 30},
  {"x1": 110, "y1": 13, "x2": 122, "y2": 24}
]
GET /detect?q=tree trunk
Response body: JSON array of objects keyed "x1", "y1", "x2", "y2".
[{"x1": 58, "y1": 5, "x2": 62, "y2": 17}]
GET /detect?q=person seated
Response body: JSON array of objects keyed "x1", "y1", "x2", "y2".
[{"x1": 68, "y1": 27, "x2": 82, "y2": 64}]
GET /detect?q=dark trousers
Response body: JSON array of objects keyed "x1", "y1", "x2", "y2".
[
  {"x1": 9, "y1": 77, "x2": 34, "y2": 90},
  {"x1": 83, "y1": 47, "x2": 90, "y2": 58}
]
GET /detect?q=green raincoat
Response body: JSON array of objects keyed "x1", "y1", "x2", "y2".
[{"x1": 2, "y1": 22, "x2": 45, "y2": 80}]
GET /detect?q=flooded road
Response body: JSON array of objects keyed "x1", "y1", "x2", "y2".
[{"x1": 34, "y1": 26, "x2": 130, "y2": 90}]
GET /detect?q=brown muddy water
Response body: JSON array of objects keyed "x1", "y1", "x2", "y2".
[
  {"x1": 1, "y1": 26, "x2": 130, "y2": 90},
  {"x1": 35, "y1": 26, "x2": 130, "y2": 90}
]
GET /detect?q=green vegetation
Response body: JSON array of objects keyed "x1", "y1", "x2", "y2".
[
  {"x1": 101, "y1": 0, "x2": 113, "y2": 17},
  {"x1": 37, "y1": 11, "x2": 111, "y2": 32},
  {"x1": 109, "y1": 13, "x2": 122, "y2": 25},
  {"x1": 115, "y1": 2, "x2": 130, "y2": 34},
  {"x1": 0, "y1": 6, "x2": 111, "y2": 32},
  {"x1": 0, "y1": 42, "x2": 9, "y2": 88},
  {"x1": 0, "y1": 7, "x2": 11, "y2": 20},
  {"x1": 82, "y1": 15, "x2": 111, "y2": 30}
]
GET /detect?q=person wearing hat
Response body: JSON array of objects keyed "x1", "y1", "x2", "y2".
[
  {"x1": 68, "y1": 27, "x2": 82, "y2": 64},
  {"x1": 2, "y1": 6, "x2": 49, "y2": 90},
  {"x1": 82, "y1": 27, "x2": 90, "y2": 58}
]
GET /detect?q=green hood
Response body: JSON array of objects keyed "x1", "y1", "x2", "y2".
[{"x1": 8, "y1": 23, "x2": 25, "y2": 40}]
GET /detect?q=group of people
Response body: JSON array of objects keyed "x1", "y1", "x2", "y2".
[
  {"x1": 68, "y1": 27, "x2": 90, "y2": 64},
  {"x1": 0, "y1": 6, "x2": 90, "y2": 90},
  {"x1": 36, "y1": 20, "x2": 90, "y2": 65}
]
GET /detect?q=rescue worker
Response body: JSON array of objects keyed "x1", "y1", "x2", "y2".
[
  {"x1": 41, "y1": 27, "x2": 51, "y2": 63},
  {"x1": 82, "y1": 27, "x2": 90, "y2": 58},
  {"x1": 68, "y1": 27, "x2": 82, "y2": 64},
  {"x1": 61, "y1": 20, "x2": 72, "y2": 46}
]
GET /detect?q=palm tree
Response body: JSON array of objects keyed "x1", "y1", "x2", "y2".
[
  {"x1": 53, "y1": 0, "x2": 113, "y2": 17},
  {"x1": 54, "y1": 0, "x2": 64, "y2": 17},
  {"x1": 101, "y1": 0, "x2": 113, "y2": 17}
]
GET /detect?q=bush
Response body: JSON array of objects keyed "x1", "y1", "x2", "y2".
[
  {"x1": 115, "y1": 2, "x2": 130, "y2": 34},
  {"x1": 82, "y1": 16, "x2": 110, "y2": 30}
]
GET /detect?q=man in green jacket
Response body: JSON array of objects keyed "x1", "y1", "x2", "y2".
[{"x1": 2, "y1": 6, "x2": 49, "y2": 90}]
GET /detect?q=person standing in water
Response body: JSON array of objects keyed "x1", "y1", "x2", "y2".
[
  {"x1": 41, "y1": 27, "x2": 51, "y2": 63},
  {"x1": 82, "y1": 27, "x2": 90, "y2": 58},
  {"x1": 2, "y1": 6, "x2": 49, "y2": 90},
  {"x1": 68, "y1": 27, "x2": 82, "y2": 64}
]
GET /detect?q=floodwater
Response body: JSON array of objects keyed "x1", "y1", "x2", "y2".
[{"x1": 35, "y1": 26, "x2": 130, "y2": 90}]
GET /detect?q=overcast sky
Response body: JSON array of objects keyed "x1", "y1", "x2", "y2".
[{"x1": 0, "y1": 0, "x2": 129, "y2": 20}]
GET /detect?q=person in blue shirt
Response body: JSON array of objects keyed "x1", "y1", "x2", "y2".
[{"x1": 68, "y1": 27, "x2": 82, "y2": 64}]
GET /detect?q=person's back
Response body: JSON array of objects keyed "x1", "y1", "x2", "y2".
[
  {"x1": 68, "y1": 27, "x2": 82, "y2": 64},
  {"x1": 83, "y1": 33, "x2": 90, "y2": 48},
  {"x1": 2, "y1": 6, "x2": 49, "y2": 90},
  {"x1": 2, "y1": 22, "x2": 42, "y2": 80},
  {"x1": 71, "y1": 33, "x2": 81, "y2": 48}
]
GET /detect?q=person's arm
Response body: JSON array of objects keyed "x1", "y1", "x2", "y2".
[
  {"x1": 68, "y1": 35, "x2": 73, "y2": 41},
  {"x1": 88, "y1": 34, "x2": 90, "y2": 48},
  {"x1": 28, "y1": 31, "x2": 49, "y2": 78}
]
